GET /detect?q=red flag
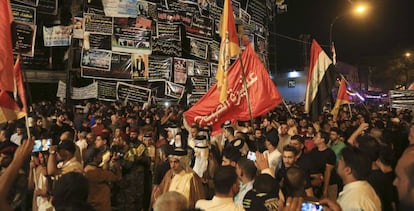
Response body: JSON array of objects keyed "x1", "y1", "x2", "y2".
[
  {"x1": 216, "y1": 0, "x2": 240, "y2": 102},
  {"x1": 331, "y1": 79, "x2": 351, "y2": 120},
  {"x1": 184, "y1": 45, "x2": 282, "y2": 135},
  {"x1": 0, "y1": 90, "x2": 25, "y2": 124},
  {"x1": 0, "y1": 0, "x2": 15, "y2": 92},
  {"x1": 14, "y1": 58, "x2": 27, "y2": 113}
]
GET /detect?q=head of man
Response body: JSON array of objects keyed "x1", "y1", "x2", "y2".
[
  {"x1": 223, "y1": 126, "x2": 235, "y2": 139},
  {"x1": 95, "y1": 135, "x2": 107, "y2": 148},
  {"x1": 329, "y1": 127, "x2": 341, "y2": 143},
  {"x1": 394, "y1": 147, "x2": 414, "y2": 210},
  {"x1": 0, "y1": 146, "x2": 17, "y2": 168},
  {"x1": 57, "y1": 140, "x2": 77, "y2": 161},
  {"x1": 264, "y1": 133, "x2": 278, "y2": 152},
  {"x1": 235, "y1": 157, "x2": 257, "y2": 182},
  {"x1": 221, "y1": 146, "x2": 241, "y2": 167},
  {"x1": 282, "y1": 145, "x2": 299, "y2": 168},
  {"x1": 280, "y1": 123, "x2": 288, "y2": 136},
  {"x1": 0, "y1": 129, "x2": 7, "y2": 142},
  {"x1": 262, "y1": 117, "x2": 271, "y2": 128},
  {"x1": 168, "y1": 148, "x2": 189, "y2": 174},
  {"x1": 153, "y1": 191, "x2": 188, "y2": 211},
  {"x1": 86, "y1": 132, "x2": 95, "y2": 145},
  {"x1": 313, "y1": 131, "x2": 329, "y2": 146},
  {"x1": 337, "y1": 146, "x2": 371, "y2": 184},
  {"x1": 289, "y1": 135, "x2": 304, "y2": 153},
  {"x1": 214, "y1": 166, "x2": 240, "y2": 197},
  {"x1": 254, "y1": 128, "x2": 263, "y2": 139},
  {"x1": 35, "y1": 117, "x2": 43, "y2": 127}
]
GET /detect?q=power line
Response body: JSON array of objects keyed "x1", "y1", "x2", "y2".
[{"x1": 270, "y1": 31, "x2": 330, "y2": 47}]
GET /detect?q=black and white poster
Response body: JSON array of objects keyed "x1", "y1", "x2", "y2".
[
  {"x1": 84, "y1": 13, "x2": 113, "y2": 34},
  {"x1": 189, "y1": 37, "x2": 208, "y2": 59},
  {"x1": 193, "y1": 60, "x2": 210, "y2": 77},
  {"x1": 186, "y1": 15, "x2": 213, "y2": 40},
  {"x1": 82, "y1": 52, "x2": 132, "y2": 81},
  {"x1": 148, "y1": 56, "x2": 172, "y2": 81},
  {"x1": 209, "y1": 4, "x2": 222, "y2": 21},
  {"x1": 84, "y1": 33, "x2": 112, "y2": 50},
  {"x1": 112, "y1": 17, "x2": 152, "y2": 54},
  {"x1": 156, "y1": 8, "x2": 181, "y2": 23},
  {"x1": 37, "y1": 0, "x2": 58, "y2": 15},
  {"x1": 191, "y1": 77, "x2": 209, "y2": 94},
  {"x1": 239, "y1": 9, "x2": 250, "y2": 24},
  {"x1": 231, "y1": 0, "x2": 240, "y2": 18},
  {"x1": 173, "y1": 57, "x2": 187, "y2": 84},
  {"x1": 247, "y1": 0, "x2": 266, "y2": 25},
  {"x1": 165, "y1": 81, "x2": 185, "y2": 99},
  {"x1": 11, "y1": 4, "x2": 36, "y2": 24},
  {"x1": 152, "y1": 38, "x2": 182, "y2": 57},
  {"x1": 97, "y1": 80, "x2": 118, "y2": 101},
  {"x1": 81, "y1": 49, "x2": 112, "y2": 71},
  {"x1": 14, "y1": 21, "x2": 36, "y2": 57},
  {"x1": 116, "y1": 82, "x2": 151, "y2": 104},
  {"x1": 156, "y1": 23, "x2": 181, "y2": 41},
  {"x1": 186, "y1": 59, "x2": 195, "y2": 76}
]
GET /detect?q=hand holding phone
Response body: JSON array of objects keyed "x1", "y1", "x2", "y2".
[
  {"x1": 247, "y1": 151, "x2": 256, "y2": 161},
  {"x1": 301, "y1": 201, "x2": 323, "y2": 211}
]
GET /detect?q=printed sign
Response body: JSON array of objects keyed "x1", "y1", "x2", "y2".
[
  {"x1": 156, "y1": 23, "x2": 181, "y2": 41},
  {"x1": 84, "y1": 13, "x2": 113, "y2": 34},
  {"x1": 116, "y1": 82, "x2": 151, "y2": 104},
  {"x1": 14, "y1": 21, "x2": 36, "y2": 57},
  {"x1": 112, "y1": 17, "x2": 152, "y2": 54},
  {"x1": 131, "y1": 53, "x2": 149, "y2": 80},
  {"x1": 102, "y1": 0, "x2": 137, "y2": 17},
  {"x1": 152, "y1": 38, "x2": 182, "y2": 57},
  {"x1": 148, "y1": 56, "x2": 172, "y2": 81},
  {"x1": 57, "y1": 81, "x2": 98, "y2": 100},
  {"x1": 37, "y1": 0, "x2": 58, "y2": 15},
  {"x1": 43, "y1": 25, "x2": 72, "y2": 47},
  {"x1": 173, "y1": 57, "x2": 187, "y2": 84},
  {"x1": 189, "y1": 37, "x2": 208, "y2": 59},
  {"x1": 11, "y1": 4, "x2": 36, "y2": 24},
  {"x1": 97, "y1": 80, "x2": 118, "y2": 101},
  {"x1": 193, "y1": 60, "x2": 210, "y2": 77},
  {"x1": 165, "y1": 81, "x2": 185, "y2": 99},
  {"x1": 389, "y1": 90, "x2": 414, "y2": 109},
  {"x1": 81, "y1": 49, "x2": 112, "y2": 71},
  {"x1": 191, "y1": 77, "x2": 209, "y2": 94}
]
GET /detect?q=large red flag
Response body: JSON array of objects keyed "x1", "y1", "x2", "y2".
[
  {"x1": 0, "y1": 0, "x2": 15, "y2": 92},
  {"x1": 216, "y1": 0, "x2": 240, "y2": 102},
  {"x1": 331, "y1": 79, "x2": 351, "y2": 120},
  {"x1": 184, "y1": 45, "x2": 282, "y2": 135},
  {"x1": 0, "y1": 90, "x2": 25, "y2": 124}
]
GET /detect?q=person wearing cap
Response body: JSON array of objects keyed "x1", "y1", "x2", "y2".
[
  {"x1": 47, "y1": 139, "x2": 83, "y2": 180},
  {"x1": 154, "y1": 147, "x2": 205, "y2": 208}
]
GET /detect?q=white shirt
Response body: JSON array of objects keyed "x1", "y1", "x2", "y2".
[
  {"x1": 337, "y1": 180, "x2": 381, "y2": 211},
  {"x1": 196, "y1": 196, "x2": 245, "y2": 211},
  {"x1": 263, "y1": 149, "x2": 282, "y2": 174},
  {"x1": 234, "y1": 180, "x2": 254, "y2": 205},
  {"x1": 10, "y1": 133, "x2": 23, "y2": 146}
]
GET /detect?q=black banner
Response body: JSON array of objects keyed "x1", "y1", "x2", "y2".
[
  {"x1": 97, "y1": 80, "x2": 117, "y2": 101},
  {"x1": 152, "y1": 38, "x2": 182, "y2": 57},
  {"x1": 209, "y1": 41, "x2": 219, "y2": 62},
  {"x1": 84, "y1": 13, "x2": 113, "y2": 34},
  {"x1": 11, "y1": 4, "x2": 36, "y2": 24},
  {"x1": 189, "y1": 37, "x2": 208, "y2": 59},
  {"x1": 87, "y1": 34, "x2": 112, "y2": 50},
  {"x1": 193, "y1": 60, "x2": 210, "y2": 77},
  {"x1": 14, "y1": 21, "x2": 36, "y2": 57},
  {"x1": 148, "y1": 56, "x2": 172, "y2": 81},
  {"x1": 156, "y1": 23, "x2": 181, "y2": 41},
  {"x1": 37, "y1": 0, "x2": 57, "y2": 15},
  {"x1": 247, "y1": 0, "x2": 266, "y2": 25},
  {"x1": 116, "y1": 82, "x2": 151, "y2": 104},
  {"x1": 186, "y1": 15, "x2": 213, "y2": 40}
]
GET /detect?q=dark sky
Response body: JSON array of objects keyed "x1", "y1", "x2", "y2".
[{"x1": 274, "y1": 0, "x2": 414, "y2": 70}]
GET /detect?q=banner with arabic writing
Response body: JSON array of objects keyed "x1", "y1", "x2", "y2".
[{"x1": 183, "y1": 45, "x2": 282, "y2": 135}]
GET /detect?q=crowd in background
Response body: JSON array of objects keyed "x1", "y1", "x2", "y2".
[{"x1": 0, "y1": 99, "x2": 414, "y2": 211}]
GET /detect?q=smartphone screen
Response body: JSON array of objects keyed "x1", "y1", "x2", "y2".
[
  {"x1": 247, "y1": 151, "x2": 256, "y2": 161},
  {"x1": 301, "y1": 201, "x2": 323, "y2": 211},
  {"x1": 33, "y1": 139, "x2": 51, "y2": 152}
]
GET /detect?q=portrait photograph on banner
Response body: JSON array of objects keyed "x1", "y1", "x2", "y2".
[
  {"x1": 173, "y1": 57, "x2": 187, "y2": 84},
  {"x1": 131, "y1": 53, "x2": 149, "y2": 80},
  {"x1": 165, "y1": 81, "x2": 185, "y2": 99},
  {"x1": 112, "y1": 17, "x2": 152, "y2": 54}
]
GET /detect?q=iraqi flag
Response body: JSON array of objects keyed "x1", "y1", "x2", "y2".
[
  {"x1": 304, "y1": 40, "x2": 337, "y2": 121},
  {"x1": 184, "y1": 45, "x2": 282, "y2": 135},
  {"x1": 331, "y1": 79, "x2": 351, "y2": 120}
]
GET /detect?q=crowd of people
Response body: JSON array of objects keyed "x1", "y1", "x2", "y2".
[{"x1": 0, "y1": 99, "x2": 414, "y2": 211}]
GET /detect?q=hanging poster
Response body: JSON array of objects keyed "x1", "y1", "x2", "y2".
[
  {"x1": 136, "y1": 16, "x2": 152, "y2": 30},
  {"x1": 116, "y1": 82, "x2": 151, "y2": 104},
  {"x1": 84, "y1": 33, "x2": 112, "y2": 50},
  {"x1": 14, "y1": 21, "x2": 36, "y2": 57},
  {"x1": 43, "y1": 25, "x2": 72, "y2": 47},
  {"x1": 137, "y1": 0, "x2": 157, "y2": 19},
  {"x1": 156, "y1": 23, "x2": 181, "y2": 41},
  {"x1": 173, "y1": 57, "x2": 187, "y2": 84},
  {"x1": 210, "y1": 63, "x2": 218, "y2": 86},
  {"x1": 81, "y1": 49, "x2": 112, "y2": 71},
  {"x1": 193, "y1": 60, "x2": 210, "y2": 77},
  {"x1": 56, "y1": 81, "x2": 98, "y2": 100},
  {"x1": 251, "y1": 21, "x2": 265, "y2": 37},
  {"x1": 247, "y1": 0, "x2": 266, "y2": 25},
  {"x1": 209, "y1": 4, "x2": 222, "y2": 20},
  {"x1": 239, "y1": 9, "x2": 250, "y2": 24},
  {"x1": 148, "y1": 56, "x2": 172, "y2": 82},
  {"x1": 11, "y1": 4, "x2": 36, "y2": 24},
  {"x1": 231, "y1": 0, "x2": 240, "y2": 18},
  {"x1": 156, "y1": 8, "x2": 181, "y2": 23},
  {"x1": 12, "y1": 0, "x2": 38, "y2": 7},
  {"x1": 73, "y1": 17, "x2": 84, "y2": 39},
  {"x1": 151, "y1": 38, "x2": 182, "y2": 57},
  {"x1": 82, "y1": 52, "x2": 132, "y2": 81},
  {"x1": 187, "y1": 93, "x2": 204, "y2": 106},
  {"x1": 97, "y1": 80, "x2": 118, "y2": 101},
  {"x1": 131, "y1": 53, "x2": 149, "y2": 80},
  {"x1": 37, "y1": 0, "x2": 58, "y2": 15},
  {"x1": 84, "y1": 13, "x2": 113, "y2": 34},
  {"x1": 189, "y1": 37, "x2": 208, "y2": 59},
  {"x1": 112, "y1": 17, "x2": 152, "y2": 54},
  {"x1": 191, "y1": 77, "x2": 209, "y2": 94},
  {"x1": 209, "y1": 41, "x2": 219, "y2": 61},
  {"x1": 186, "y1": 59, "x2": 195, "y2": 76},
  {"x1": 165, "y1": 81, "x2": 185, "y2": 99},
  {"x1": 102, "y1": 0, "x2": 137, "y2": 17},
  {"x1": 185, "y1": 15, "x2": 213, "y2": 40},
  {"x1": 255, "y1": 34, "x2": 266, "y2": 55}
]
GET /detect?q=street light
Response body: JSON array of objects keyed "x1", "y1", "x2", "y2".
[{"x1": 329, "y1": 3, "x2": 369, "y2": 49}]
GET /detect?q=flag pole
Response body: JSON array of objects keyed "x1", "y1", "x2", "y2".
[
  {"x1": 282, "y1": 99, "x2": 293, "y2": 117},
  {"x1": 16, "y1": 55, "x2": 31, "y2": 137}
]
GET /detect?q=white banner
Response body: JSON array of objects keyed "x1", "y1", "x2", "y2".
[{"x1": 56, "y1": 81, "x2": 98, "y2": 99}]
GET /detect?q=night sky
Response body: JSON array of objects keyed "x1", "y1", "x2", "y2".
[{"x1": 274, "y1": 0, "x2": 414, "y2": 70}]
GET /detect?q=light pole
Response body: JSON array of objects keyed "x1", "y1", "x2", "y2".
[{"x1": 329, "y1": 3, "x2": 368, "y2": 49}]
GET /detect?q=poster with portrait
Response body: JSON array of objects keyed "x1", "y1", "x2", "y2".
[
  {"x1": 43, "y1": 25, "x2": 72, "y2": 47},
  {"x1": 112, "y1": 17, "x2": 152, "y2": 54},
  {"x1": 72, "y1": 17, "x2": 84, "y2": 39},
  {"x1": 193, "y1": 60, "x2": 210, "y2": 77},
  {"x1": 189, "y1": 37, "x2": 208, "y2": 59},
  {"x1": 165, "y1": 81, "x2": 185, "y2": 99},
  {"x1": 131, "y1": 53, "x2": 149, "y2": 80},
  {"x1": 137, "y1": 0, "x2": 157, "y2": 19},
  {"x1": 116, "y1": 82, "x2": 151, "y2": 104},
  {"x1": 209, "y1": 41, "x2": 219, "y2": 61},
  {"x1": 14, "y1": 21, "x2": 36, "y2": 57},
  {"x1": 173, "y1": 57, "x2": 187, "y2": 84},
  {"x1": 209, "y1": 63, "x2": 218, "y2": 86},
  {"x1": 148, "y1": 56, "x2": 172, "y2": 82},
  {"x1": 11, "y1": 4, "x2": 36, "y2": 24}
]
